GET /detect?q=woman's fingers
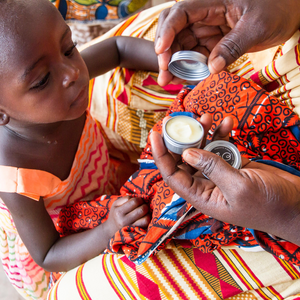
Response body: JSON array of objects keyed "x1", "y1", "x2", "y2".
[
  {"x1": 156, "y1": 0, "x2": 300, "y2": 76},
  {"x1": 150, "y1": 130, "x2": 241, "y2": 211},
  {"x1": 211, "y1": 116, "x2": 233, "y2": 142}
]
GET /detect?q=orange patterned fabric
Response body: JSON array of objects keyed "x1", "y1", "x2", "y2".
[{"x1": 57, "y1": 72, "x2": 300, "y2": 266}]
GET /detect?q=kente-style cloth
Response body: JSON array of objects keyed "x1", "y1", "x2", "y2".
[
  {"x1": 80, "y1": 1, "x2": 184, "y2": 162},
  {"x1": 50, "y1": 0, "x2": 152, "y2": 47},
  {"x1": 51, "y1": 71, "x2": 300, "y2": 299},
  {"x1": 57, "y1": 71, "x2": 300, "y2": 267},
  {"x1": 0, "y1": 111, "x2": 116, "y2": 300},
  {"x1": 47, "y1": 244, "x2": 300, "y2": 300},
  {"x1": 81, "y1": 2, "x2": 300, "y2": 162}
]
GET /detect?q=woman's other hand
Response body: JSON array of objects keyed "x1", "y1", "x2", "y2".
[{"x1": 155, "y1": 0, "x2": 300, "y2": 86}]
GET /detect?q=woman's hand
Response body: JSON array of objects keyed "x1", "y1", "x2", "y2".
[
  {"x1": 155, "y1": 0, "x2": 300, "y2": 86},
  {"x1": 150, "y1": 129, "x2": 300, "y2": 246},
  {"x1": 106, "y1": 197, "x2": 150, "y2": 238}
]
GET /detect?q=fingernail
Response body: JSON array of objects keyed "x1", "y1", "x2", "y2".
[
  {"x1": 155, "y1": 37, "x2": 161, "y2": 52},
  {"x1": 158, "y1": 54, "x2": 162, "y2": 68},
  {"x1": 209, "y1": 56, "x2": 226, "y2": 73},
  {"x1": 149, "y1": 131, "x2": 154, "y2": 142},
  {"x1": 183, "y1": 149, "x2": 200, "y2": 165}
]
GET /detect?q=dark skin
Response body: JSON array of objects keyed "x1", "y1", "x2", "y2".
[
  {"x1": 149, "y1": 0, "x2": 300, "y2": 246},
  {"x1": 150, "y1": 115, "x2": 300, "y2": 247},
  {"x1": 0, "y1": 0, "x2": 158, "y2": 272},
  {"x1": 154, "y1": 0, "x2": 300, "y2": 86}
]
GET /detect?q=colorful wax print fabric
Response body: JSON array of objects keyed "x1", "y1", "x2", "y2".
[
  {"x1": 57, "y1": 71, "x2": 300, "y2": 267},
  {"x1": 51, "y1": 0, "x2": 149, "y2": 21},
  {"x1": 84, "y1": 5, "x2": 300, "y2": 166}
]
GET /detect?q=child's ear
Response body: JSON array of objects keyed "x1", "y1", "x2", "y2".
[{"x1": 0, "y1": 111, "x2": 9, "y2": 125}]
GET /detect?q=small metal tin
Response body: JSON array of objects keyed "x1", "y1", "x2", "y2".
[
  {"x1": 204, "y1": 140, "x2": 241, "y2": 169},
  {"x1": 168, "y1": 51, "x2": 210, "y2": 84},
  {"x1": 163, "y1": 115, "x2": 204, "y2": 155}
]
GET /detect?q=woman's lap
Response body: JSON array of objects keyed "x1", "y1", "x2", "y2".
[{"x1": 47, "y1": 243, "x2": 300, "y2": 300}]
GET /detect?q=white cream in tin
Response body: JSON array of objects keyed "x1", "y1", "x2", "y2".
[
  {"x1": 166, "y1": 116, "x2": 203, "y2": 143},
  {"x1": 163, "y1": 115, "x2": 204, "y2": 155}
]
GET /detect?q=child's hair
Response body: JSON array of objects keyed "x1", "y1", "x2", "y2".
[
  {"x1": 0, "y1": 0, "x2": 57, "y2": 72},
  {"x1": 0, "y1": 1, "x2": 27, "y2": 37}
]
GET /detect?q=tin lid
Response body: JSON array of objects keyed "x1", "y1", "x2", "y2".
[
  {"x1": 168, "y1": 51, "x2": 210, "y2": 82},
  {"x1": 204, "y1": 140, "x2": 241, "y2": 169}
]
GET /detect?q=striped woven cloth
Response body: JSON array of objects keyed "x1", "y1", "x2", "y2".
[{"x1": 47, "y1": 243, "x2": 300, "y2": 300}]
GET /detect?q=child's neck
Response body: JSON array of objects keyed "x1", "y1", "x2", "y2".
[
  {"x1": 0, "y1": 114, "x2": 86, "y2": 180},
  {"x1": 2, "y1": 113, "x2": 86, "y2": 145},
  {"x1": 4, "y1": 121, "x2": 65, "y2": 145}
]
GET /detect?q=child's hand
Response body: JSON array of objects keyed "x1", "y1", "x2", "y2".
[{"x1": 106, "y1": 197, "x2": 150, "y2": 238}]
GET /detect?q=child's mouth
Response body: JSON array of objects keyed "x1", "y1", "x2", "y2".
[{"x1": 71, "y1": 85, "x2": 88, "y2": 108}]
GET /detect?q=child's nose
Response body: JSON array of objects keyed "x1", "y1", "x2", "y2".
[{"x1": 62, "y1": 64, "x2": 80, "y2": 88}]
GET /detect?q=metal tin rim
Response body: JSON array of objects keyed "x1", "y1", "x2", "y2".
[
  {"x1": 169, "y1": 66, "x2": 210, "y2": 79},
  {"x1": 163, "y1": 116, "x2": 204, "y2": 154},
  {"x1": 168, "y1": 50, "x2": 210, "y2": 81},
  {"x1": 171, "y1": 51, "x2": 208, "y2": 64},
  {"x1": 204, "y1": 140, "x2": 241, "y2": 169}
]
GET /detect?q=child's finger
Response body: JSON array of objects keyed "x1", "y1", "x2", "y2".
[
  {"x1": 113, "y1": 196, "x2": 130, "y2": 207},
  {"x1": 125, "y1": 203, "x2": 149, "y2": 224},
  {"x1": 115, "y1": 197, "x2": 145, "y2": 215},
  {"x1": 132, "y1": 214, "x2": 151, "y2": 228}
]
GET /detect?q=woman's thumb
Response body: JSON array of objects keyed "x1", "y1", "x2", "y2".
[
  {"x1": 182, "y1": 148, "x2": 240, "y2": 191},
  {"x1": 208, "y1": 19, "x2": 257, "y2": 74}
]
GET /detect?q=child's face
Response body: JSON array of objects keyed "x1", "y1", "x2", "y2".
[{"x1": 0, "y1": 0, "x2": 90, "y2": 125}]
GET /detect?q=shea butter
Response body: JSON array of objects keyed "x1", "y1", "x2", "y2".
[
  {"x1": 163, "y1": 115, "x2": 204, "y2": 154},
  {"x1": 166, "y1": 116, "x2": 202, "y2": 143}
]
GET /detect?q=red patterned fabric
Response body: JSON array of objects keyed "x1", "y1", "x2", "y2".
[{"x1": 56, "y1": 71, "x2": 300, "y2": 265}]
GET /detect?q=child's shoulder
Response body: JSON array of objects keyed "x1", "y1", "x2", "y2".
[{"x1": 0, "y1": 115, "x2": 86, "y2": 180}]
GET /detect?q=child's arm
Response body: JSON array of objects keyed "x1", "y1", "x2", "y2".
[
  {"x1": 81, "y1": 36, "x2": 159, "y2": 79},
  {"x1": 1, "y1": 192, "x2": 149, "y2": 272}
]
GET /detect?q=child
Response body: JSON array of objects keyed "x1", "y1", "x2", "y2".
[{"x1": 0, "y1": 0, "x2": 158, "y2": 298}]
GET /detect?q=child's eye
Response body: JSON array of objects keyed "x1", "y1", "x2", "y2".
[
  {"x1": 65, "y1": 42, "x2": 78, "y2": 57},
  {"x1": 31, "y1": 72, "x2": 50, "y2": 90}
]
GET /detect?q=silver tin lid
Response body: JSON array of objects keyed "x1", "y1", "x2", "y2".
[
  {"x1": 204, "y1": 140, "x2": 241, "y2": 169},
  {"x1": 168, "y1": 51, "x2": 210, "y2": 82},
  {"x1": 163, "y1": 115, "x2": 204, "y2": 155}
]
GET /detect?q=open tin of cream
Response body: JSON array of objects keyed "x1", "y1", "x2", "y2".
[{"x1": 163, "y1": 113, "x2": 204, "y2": 155}]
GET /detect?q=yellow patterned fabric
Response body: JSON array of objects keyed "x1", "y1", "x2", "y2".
[
  {"x1": 81, "y1": 2, "x2": 182, "y2": 162},
  {"x1": 47, "y1": 242, "x2": 300, "y2": 300},
  {"x1": 228, "y1": 30, "x2": 300, "y2": 115}
]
